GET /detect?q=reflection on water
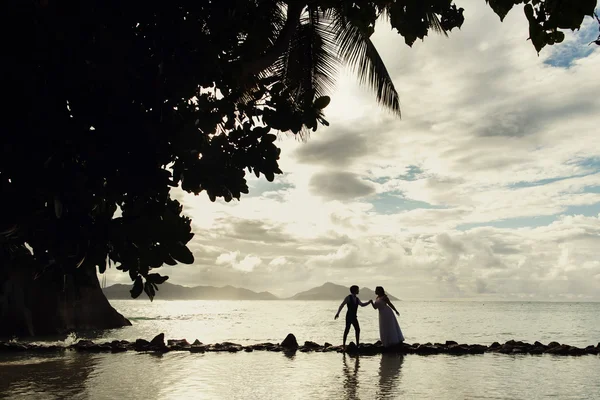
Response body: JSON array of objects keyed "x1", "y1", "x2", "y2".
[
  {"x1": 378, "y1": 354, "x2": 404, "y2": 399},
  {"x1": 0, "y1": 353, "x2": 96, "y2": 400},
  {"x1": 1, "y1": 352, "x2": 599, "y2": 399},
  {"x1": 342, "y1": 354, "x2": 360, "y2": 399}
]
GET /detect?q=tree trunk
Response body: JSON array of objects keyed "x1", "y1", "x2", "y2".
[{"x1": 0, "y1": 263, "x2": 131, "y2": 338}]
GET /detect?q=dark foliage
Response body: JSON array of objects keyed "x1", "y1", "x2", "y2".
[{"x1": 0, "y1": 0, "x2": 595, "y2": 300}]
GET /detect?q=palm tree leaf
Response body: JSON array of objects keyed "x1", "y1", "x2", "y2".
[
  {"x1": 330, "y1": 10, "x2": 401, "y2": 116},
  {"x1": 274, "y1": 8, "x2": 339, "y2": 101}
]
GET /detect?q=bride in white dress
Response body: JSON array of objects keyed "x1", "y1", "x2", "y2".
[{"x1": 372, "y1": 286, "x2": 404, "y2": 347}]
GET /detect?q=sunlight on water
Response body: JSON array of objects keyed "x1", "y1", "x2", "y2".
[
  {"x1": 1, "y1": 301, "x2": 599, "y2": 399},
  {"x1": 86, "y1": 300, "x2": 600, "y2": 347},
  {"x1": 1, "y1": 352, "x2": 599, "y2": 399}
]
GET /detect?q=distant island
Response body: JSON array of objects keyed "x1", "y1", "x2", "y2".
[
  {"x1": 288, "y1": 282, "x2": 399, "y2": 301},
  {"x1": 102, "y1": 282, "x2": 278, "y2": 301},
  {"x1": 103, "y1": 281, "x2": 398, "y2": 301}
]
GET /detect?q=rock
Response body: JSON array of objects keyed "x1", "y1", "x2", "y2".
[
  {"x1": 75, "y1": 340, "x2": 95, "y2": 348},
  {"x1": 445, "y1": 340, "x2": 458, "y2": 346},
  {"x1": 345, "y1": 342, "x2": 358, "y2": 353},
  {"x1": 584, "y1": 345, "x2": 599, "y2": 355},
  {"x1": 304, "y1": 341, "x2": 321, "y2": 349},
  {"x1": 547, "y1": 341, "x2": 560, "y2": 349},
  {"x1": 0, "y1": 265, "x2": 131, "y2": 337},
  {"x1": 534, "y1": 341, "x2": 544, "y2": 347},
  {"x1": 324, "y1": 342, "x2": 332, "y2": 348},
  {"x1": 281, "y1": 334, "x2": 298, "y2": 349},
  {"x1": 529, "y1": 346, "x2": 545, "y2": 355},
  {"x1": 244, "y1": 347, "x2": 253, "y2": 352},
  {"x1": 0, "y1": 342, "x2": 28, "y2": 352},
  {"x1": 150, "y1": 333, "x2": 166, "y2": 348},
  {"x1": 568, "y1": 346, "x2": 586, "y2": 356},
  {"x1": 189, "y1": 345, "x2": 206, "y2": 353},
  {"x1": 447, "y1": 344, "x2": 470, "y2": 355},
  {"x1": 415, "y1": 344, "x2": 442, "y2": 355},
  {"x1": 167, "y1": 339, "x2": 190, "y2": 348},
  {"x1": 545, "y1": 344, "x2": 570, "y2": 355},
  {"x1": 192, "y1": 339, "x2": 202, "y2": 346},
  {"x1": 111, "y1": 344, "x2": 128, "y2": 353},
  {"x1": 489, "y1": 342, "x2": 501, "y2": 350},
  {"x1": 135, "y1": 338, "x2": 150, "y2": 347},
  {"x1": 134, "y1": 340, "x2": 148, "y2": 351},
  {"x1": 468, "y1": 345, "x2": 487, "y2": 354}
]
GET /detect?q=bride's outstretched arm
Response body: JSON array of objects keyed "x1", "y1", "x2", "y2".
[
  {"x1": 334, "y1": 297, "x2": 348, "y2": 319},
  {"x1": 385, "y1": 296, "x2": 399, "y2": 315}
]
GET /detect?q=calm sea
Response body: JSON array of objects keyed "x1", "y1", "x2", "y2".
[{"x1": 1, "y1": 300, "x2": 599, "y2": 399}]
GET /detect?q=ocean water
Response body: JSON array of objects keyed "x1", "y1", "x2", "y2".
[{"x1": 1, "y1": 300, "x2": 599, "y2": 399}]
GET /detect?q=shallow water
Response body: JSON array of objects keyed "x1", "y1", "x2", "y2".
[
  {"x1": 2, "y1": 351, "x2": 599, "y2": 399},
  {"x1": 81, "y1": 300, "x2": 600, "y2": 347},
  {"x1": 1, "y1": 300, "x2": 599, "y2": 399}
]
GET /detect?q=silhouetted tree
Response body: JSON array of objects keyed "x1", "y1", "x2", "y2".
[{"x1": 0, "y1": 0, "x2": 596, "y2": 335}]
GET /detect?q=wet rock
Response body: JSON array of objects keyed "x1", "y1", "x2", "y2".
[
  {"x1": 584, "y1": 345, "x2": 599, "y2": 355},
  {"x1": 415, "y1": 344, "x2": 442, "y2": 355},
  {"x1": 357, "y1": 343, "x2": 381, "y2": 356},
  {"x1": 568, "y1": 346, "x2": 586, "y2": 356},
  {"x1": 167, "y1": 339, "x2": 190, "y2": 347},
  {"x1": 468, "y1": 345, "x2": 487, "y2": 354},
  {"x1": 189, "y1": 343, "x2": 206, "y2": 353},
  {"x1": 447, "y1": 344, "x2": 471, "y2": 355},
  {"x1": 192, "y1": 339, "x2": 202, "y2": 346},
  {"x1": 150, "y1": 333, "x2": 166, "y2": 350},
  {"x1": 244, "y1": 347, "x2": 253, "y2": 352},
  {"x1": 304, "y1": 341, "x2": 321, "y2": 350},
  {"x1": 0, "y1": 342, "x2": 29, "y2": 352},
  {"x1": 547, "y1": 341, "x2": 560, "y2": 349},
  {"x1": 545, "y1": 344, "x2": 570, "y2": 355},
  {"x1": 529, "y1": 346, "x2": 545, "y2": 355},
  {"x1": 111, "y1": 344, "x2": 128, "y2": 353},
  {"x1": 134, "y1": 339, "x2": 150, "y2": 351},
  {"x1": 445, "y1": 340, "x2": 458, "y2": 346},
  {"x1": 323, "y1": 345, "x2": 342, "y2": 353},
  {"x1": 534, "y1": 341, "x2": 544, "y2": 347},
  {"x1": 281, "y1": 334, "x2": 298, "y2": 349},
  {"x1": 489, "y1": 342, "x2": 501, "y2": 350},
  {"x1": 345, "y1": 342, "x2": 358, "y2": 354},
  {"x1": 324, "y1": 342, "x2": 332, "y2": 348}
]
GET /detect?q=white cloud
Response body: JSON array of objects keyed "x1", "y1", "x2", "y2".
[{"x1": 102, "y1": 0, "x2": 600, "y2": 301}]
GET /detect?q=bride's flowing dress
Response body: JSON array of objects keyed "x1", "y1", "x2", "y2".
[{"x1": 374, "y1": 297, "x2": 404, "y2": 347}]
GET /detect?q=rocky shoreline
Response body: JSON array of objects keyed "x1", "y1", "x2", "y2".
[{"x1": 1, "y1": 333, "x2": 599, "y2": 357}]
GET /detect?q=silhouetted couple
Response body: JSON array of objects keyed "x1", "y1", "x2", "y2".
[{"x1": 334, "y1": 285, "x2": 404, "y2": 350}]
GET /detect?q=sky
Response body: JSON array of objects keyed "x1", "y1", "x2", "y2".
[{"x1": 104, "y1": 0, "x2": 600, "y2": 301}]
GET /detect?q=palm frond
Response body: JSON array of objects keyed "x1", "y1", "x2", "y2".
[
  {"x1": 426, "y1": 12, "x2": 448, "y2": 37},
  {"x1": 330, "y1": 10, "x2": 401, "y2": 116},
  {"x1": 274, "y1": 8, "x2": 339, "y2": 101}
]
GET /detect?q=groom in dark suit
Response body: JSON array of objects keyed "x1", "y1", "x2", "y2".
[{"x1": 334, "y1": 285, "x2": 372, "y2": 349}]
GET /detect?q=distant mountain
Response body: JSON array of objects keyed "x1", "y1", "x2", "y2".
[
  {"x1": 287, "y1": 282, "x2": 398, "y2": 301},
  {"x1": 103, "y1": 282, "x2": 278, "y2": 300}
]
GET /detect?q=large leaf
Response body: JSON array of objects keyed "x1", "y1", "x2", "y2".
[
  {"x1": 144, "y1": 281, "x2": 156, "y2": 301},
  {"x1": 130, "y1": 276, "x2": 143, "y2": 299},
  {"x1": 486, "y1": 0, "x2": 516, "y2": 21},
  {"x1": 330, "y1": 10, "x2": 401, "y2": 116},
  {"x1": 167, "y1": 241, "x2": 195, "y2": 264}
]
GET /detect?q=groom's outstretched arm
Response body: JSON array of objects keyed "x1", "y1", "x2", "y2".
[
  {"x1": 357, "y1": 298, "x2": 372, "y2": 307},
  {"x1": 334, "y1": 297, "x2": 348, "y2": 319}
]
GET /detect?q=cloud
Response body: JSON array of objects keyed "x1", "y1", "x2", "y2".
[
  {"x1": 101, "y1": 0, "x2": 600, "y2": 301},
  {"x1": 310, "y1": 171, "x2": 376, "y2": 200}
]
